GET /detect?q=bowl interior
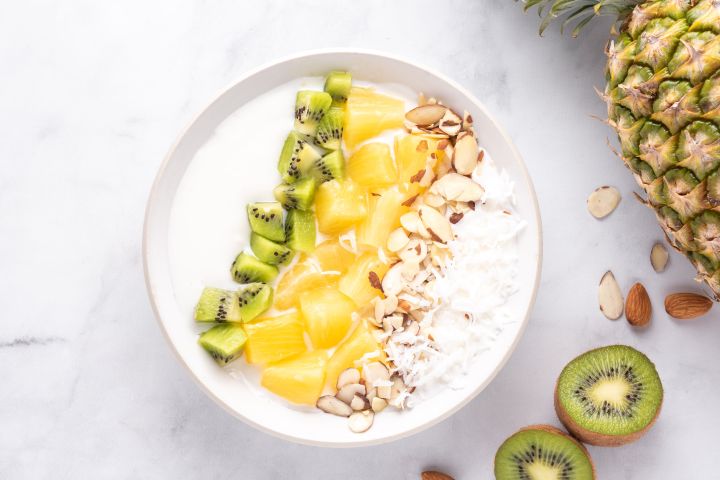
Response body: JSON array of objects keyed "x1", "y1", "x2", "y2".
[{"x1": 143, "y1": 51, "x2": 542, "y2": 446}]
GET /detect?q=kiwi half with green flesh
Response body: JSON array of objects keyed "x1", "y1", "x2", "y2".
[
  {"x1": 231, "y1": 252, "x2": 278, "y2": 284},
  {"x1": 250, "y1": 232, "x2": 294, "y2": 265},
  {"x1": 194, "y1": 287, "x2": 241, "y2": 323},
  {"x1": 285, "y1": 209, "x2": 316, "y2": 253},
  {"x1": 236, "y1": 283, "x2": 273, "y2": 323},
  {"x1": 247, "y1": 202, "x2": 285, "y2": 242},
  {"x1": 278, "y1": 131, "x2": 321, "y2": 183},
  {"x1": 273, "y1": 177, "x2": 316, "y2": 211},
  {"x1": 294, "y1": 91, "x2": 332, "y2": 135},
  {"x1": 555, "y1": 345, "x2": 663, "y2": 447},
  {"x1": 312, "y1": 149, "x2": 345, "y2": 183},
  {"x1": 494, "y1": 425, "x2": 595, "y2": 480},
  {"x1": 315, "y1": 107, "x2": 344, "y2": 150},
  {"x1": 199, "y1": 323, "x2": 247, "y2": 365},
  {"x1": 324, "y1": 71, "x2": 352, "y2": 105}
]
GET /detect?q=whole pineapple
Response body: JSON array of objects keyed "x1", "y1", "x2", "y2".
[{"x1": 521, "y1": 0, "x2": 720, "y2": 297}]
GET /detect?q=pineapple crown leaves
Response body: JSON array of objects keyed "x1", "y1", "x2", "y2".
[{"x1": 517, "y1": 0, "x2": 645, "y2": 37}]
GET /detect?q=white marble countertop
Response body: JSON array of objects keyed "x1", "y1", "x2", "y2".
[{"x1": 2, "y1": 1, "x2": 719, "y2": 478}]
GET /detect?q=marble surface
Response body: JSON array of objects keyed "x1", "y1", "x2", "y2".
[{"x1": 2, "y1": 1, "x2": 719, "y2": 478}]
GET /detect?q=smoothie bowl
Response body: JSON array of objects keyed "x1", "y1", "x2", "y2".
[{"x1": 143, "y1": 50, "x2": 542, "y2": 446}]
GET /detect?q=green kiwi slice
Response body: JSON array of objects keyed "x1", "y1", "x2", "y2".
[
  {"x1": 494, "y1": 425, "x2": 595, "y2": 480},
  {"x1": 230, "y1": 252, "x2": 278, "y2": 284},
  {"x1": 247, "y1": 202, "x2": 285, "y2": 242},
  {"x1": 315, "y1": 107, "x2": 344, "y2": 150},
  {"x1": 294, "y1": 91, "x2": 332, "y2": 135},
  {"x1": 312, "y1": 149, "x2": 345, "y2": 183},
  {"x1": 278, "y1": 131, "x2": 321, "y2": 183},
  {"x1": 199, "y1": 323, "x2": 247, "y2": 365},
  {"x1": 194, "y1": 287, "x2": 241, "y2": 323},
  {"x1": 250, "y1": 232, "x2": 294, "y2": 265},
  {"x1": 237, "y1": 282, "x2": 273, "y2": 323},
  {"x1": 273, "y1": 177, "x2": 316, "y2": 211},
  {"x1": 555, "y1": 345, "x2": 663, "y2": 446},
  {"x1": 285, "y1": 209, "x2": 316, "y2": 253},
  {"x1": 324, "y1": 71, "x2": 352, "y2": 105}
]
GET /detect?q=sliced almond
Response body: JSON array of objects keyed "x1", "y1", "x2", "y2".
[
  {"x1": 336, "y1": 368, "x2": 361, "y2": 390},
  {"x1": 362, "y1": 362, "x2": 391, "y2": 385},
  {"x1": 418, "y1": 206, "x2": 453, "y2": 243},
  {"x1": 366, "y1": 387, "x2": 377, "y2": 401},
  {"x1": 452, "y1": 133, "x2": 479, "y2": 175},
  {"x1": 387, "y1": 228, "x2": 410, "y2": 252},
  {"x1": 348, "y1": 410, "x2": 374, "y2": 433},
  {"x1": 388, "y1": 375, "x2": 407, "y2": 408},
  {"x1": 424, "y1": 192, "x2": 446, "y2": 208},
  {"x1": 587, "y1": 186, "x2": 621, "y2": 219},
  {"x1": 317, "y1": 395, "x2": 353, "y2": 417},
  {"x1": 599, "y1": 271, "x2": 624, "y2": 320},
  {"x1": 377, "y1": 385, "x2": 392, "y2": 399},
  {"x1": 384, "y1": 294, "x2": 399, "y2": 316},
  {"x1": 336, "y1": 383, "x2": 366, "y2": 405},
  {"x1": 650, "y1": 243, "x2": 669, "y2": 273},
  {"x1": 438, "y1": 108, "x2": 462, "y2": 136},
  {"x1": 462, "y1": 111, "x2": 473, "y2": 131},
  {"x1": 665, "y1": 292, "x2": 713, "y2": 319},
  {"x1": 400, "y1": 211, "x2": 421, "y2": 233},
  {"x1": 399, "y1": 238, "x2": 427, "y2": 264},
  {"x1": 405, "y1": 104, "x2": 447, "y2": 126},
  {"x1": 374, "y1": 298, "x2": 386, "y2": 325},
  {"x1": 430, "y1": 173, "x2": 484, "y2": 202},
  {"x1": 350, "y1": 394, "x2": 367, "y2": 411},
  {"x1": 400, "y1": 261, "x2": 420, "y2": 281},
  {"x1": 626, "y1": 282, "x2": 652, "y2": 327},
  {"x1": 382, "y1": 262, "x2": 405, "y2": 296},
  {"x1": 371, "y1": 397, "x2": 387, "y2": 412}
]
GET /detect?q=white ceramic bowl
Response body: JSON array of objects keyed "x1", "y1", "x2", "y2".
[{"x1": 143, "y1": 49, "x2": 542, "y2": 447}]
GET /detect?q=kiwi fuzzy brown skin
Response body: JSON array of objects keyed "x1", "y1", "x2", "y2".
[{"x1": 554, "y1": 378, "x2": 663, "y2": 447}]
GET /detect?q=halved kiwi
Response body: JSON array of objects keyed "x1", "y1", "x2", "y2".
[
  {"x1": 555, "y1": 345, "x2": 663, "y2": 446},
  {"x1": 494, "y1": 425, "x2": 595, "y2": 480},
  {"x1": 294, "y1": 91, "x2": 332, "y2": 136},
  {"x1": 199, "y1": 323, "x2": 247, "y2": 365}
]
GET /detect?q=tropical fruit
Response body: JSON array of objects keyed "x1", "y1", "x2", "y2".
[
  {"x1": 325, "y1": 320, "x2": 382, "y2": 390},
  {"x1": 274, "y1": 262, "x2": 339, "y2": 310},
  {"x1": 338, "y1": 252, "x2": 389, "y2": 306},
  {"x1": 194, "y1": 287, "x2": 241, "y2": 323},
  {"x1": 198, "y1": 323, "x2": 247, "y2": 366},
  {"x1": 273, "y1": 177, "x2": 316, "y2": 211},
  {"x1": 261, "y1": 350, "x2": 328, "y2": 405},
  {"x1": 314, "y1": 179, "x2": 368, "y2": 234},
  {"x1": 250, "y1": 233, "x2": 294, "y2": 265},
  {"x1": 346, "y1": 142, "x2": 397, "y2": 190},
  {"x1": 230, "y1": 252, "x2": 278, "y2": 284},
  {"x1": 311, "y1": 150, "x2": 345, "y2": 183},
  {"x1": 356, "y1": 187, "x2": 408, "y2": 249},
  {"x1": 315, "y1": 107, "x2": 344, "y2": 150},
  {"x1": 299, "y1": 287, "x2": 356, "y2": 348},
  {"x1": 324, "y1": 71, "x2": 352, "y2": 105},
  {"x1": 294, "y1": 91, "x2": 332, "y2": 136},
  {"x1": 244, "y1": 312, "x2": 307, "y2": 365},
  {"x1": 395, "y1": 134, "x2": 439, "y2": 184},
  {"x1": 277, "y1": 131, "x2": 321, "y2": 183},
  {"x1": 246, "y1": 202, "x2": 285, "y2": 242},
  {"x1": 236, "y1": 283, "x2": 273, "y2": 322},
  {"x1": 284, "y1": 209, "x2": 316, "y2": 253},
  {"x1": 303, "y1": 239, "x2": 356, "y2": 273},
  {"x1": 344, "y1": 87, "x2": 405, "y2": 149}
]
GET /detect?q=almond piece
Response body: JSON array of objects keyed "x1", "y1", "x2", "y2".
[
  {"x1": 422, "y1": 472, "x2": 454, "y2": 480},
  {"x1": 599, "y1": 271, "x2": 624, "y2": 320},
  {"x1": 626, "y1": 283, "x2": 652, "y2": 327},
  {"x1": 336, "y1": 368, "x2": 360, "y2": 390},
  {"x1": 650, "y1": 243, "x2": 669, "y2": 273},
  {"x1": 371, "y1": 397, "x2": 387, "y2": 412},
  {"x1": 587, "y1": 186, "x2": 621, "y2": 219},
  {"x1": 665, "y1": 292, "x2": 713, "y2": 320},
  {"x1": 350, "y1": 394, "x2": 367, "y2": 411},
  {"x1": 452, "y1": 133, "x2": 479, "y2": 175},
  {"x1": 430, "y1": 173, "x2": 484, "y2": 202},
  {"x1": 418, "y1": 206, "x2": 453, "y2": 243},
  {"x1": 400, "y1": 211, "x2": 421, "y2": 233},
  {"x1": 387, "y1": 228, "x2": 410, "y2": 252},
  {"x1": 438, "y1": 108, "x2": 462, "y2": 136},
  {"x1": 405, "y1": 105, "x2": 447, "y2": 126},
  {"x1": 316, "y1": 396, "x2": 353, "y2": 417},
  {"x1": 348, "y1": 410, "x2": 374, "y2": 433},
  {"x1": 336, "y1": 383, "x2": 366, "y2": 405}
]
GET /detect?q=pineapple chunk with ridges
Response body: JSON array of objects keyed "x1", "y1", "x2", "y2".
[
  {"x1": 314, "y1": 179, "x2": 368, "y2": 235},
  {"x1": 347, "y1": 143, "x2": 397, "y2": 190},
  {"x1": 273, "y1": 262, "x2": 339, "y2": 310},
  {"x1": 357, "y1": 187, "x2": 409, "y2": 249},
  {"x1": 395, "y1": 134, "x2": 440, "y2": 184},
  {"x1": 244, "y1": 312, "x2": 307, "y2": 365},
  {"x1": 302, "y1": 239, "x2": 356, "y2": 274},
  {"x1": 299, "y1": 287, "x2": 355, "y2": 348},
  {"x1": 261, "y1": 350, "x2": 328, "y2": 405},
  {"x1": 339, "y1": 252, "x2": 389, "y2": 306},
  {"x1": 326, "y1": 320, "x2": 382, "y2": 390},
  {"x1": 344, "y1": 87, "x2": 405, "y2": 149}
]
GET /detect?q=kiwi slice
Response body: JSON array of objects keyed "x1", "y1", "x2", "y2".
[
  {"x1": 285, "y1": 209, "x2": 316, "y2": 253},
  {"x1": 193, "y1": 287, "x2": 241, "y2": 323},
  {"x1": 324, "y1": 71, "x2": 352, "y2": 105},
  {"x1": 199, "y1": 323, "x2": 247, "y2": 365},
  {"x1": 494, "y1": 425, "x2": 595, "y2": 480},
  {"x1": 250, "y1": 232, "x2": 294, "y2": 265},
  {"x1": 273, "y1": 177, "x2": 316, "y2": 211},
  {"x1": 247, "y1": 202, "x2": 285, "y2": 242},
  {"x1": 555, "y1": 345, "x2": 663, "y2": 446},
  {"x1": 278, "y1": 131, "x2": 321, "y2": 183},
  {"x1": 294, "y1": 91, "x2": 332, "y2": 136},
  {"x1": 315, "y1": 107, "x2": 344, "y2": 150},
  {"x1": 312, "y1": 149, "x2": 345, "y2": 183},
  {"x1": 237, "y1": 282, "x2": 273, "y2": 323},
  {"x1": 230, "y1": 252, "x2": 278, "y2": 284}
]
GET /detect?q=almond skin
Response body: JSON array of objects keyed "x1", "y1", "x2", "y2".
[
  {"x1": 664, "y1": 292, "x2": 713, "y2": 320},
  {"x1": 421, "y1": 472, "x2": 454, "y2": 480},
  {"x1": 626, "y1": 283, "x2": 652, "y2": 327}
]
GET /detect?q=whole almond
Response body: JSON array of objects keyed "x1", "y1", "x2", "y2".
[
  {"x1": 421, "y1": 472, "x2": 454, "y2": 480},
  {"x1": 664, "y1": 292, "x2": 713, "y2": 320},
  {"x1": 625, "y1": 283, "x2": 651, "y2": 327}
]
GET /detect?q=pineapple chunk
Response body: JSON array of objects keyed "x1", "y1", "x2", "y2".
[
  {"x1": 261, "y1": 350, "x2": 328, "y2": 405},
  {"x1": 299, "y1": 287, "x2": 356, "y2": 348},
  {"x1": 274, "y1": 262, "x2": 339, "y2": 310},
  {"x1": 395, "y1": 134, "x2": 440, "y2": 184},
  {"x1": 302, "y1": 239, "x2": 356, "y2": 274},
  {"x1": 339, "y1": 252, "x2": 389, "y2": 306},
  {"x1": 344, "y1": 88, "x2": 405, "y2": 149},
  {"x1": 314, "y1": 179, "x2": 368, "y2": 235},
  {"x1": 244, "y1": 312, "x2": 307, "y2": 364},
  {"x1": 326, "y1": 320, "x2": 382, "y2": 390},
  {"x1": 347, "y1": 142, "x2": 397, "y2": 190},
  {"x1": 357, "y1": 187, "x2": 409, "y2": 249}
]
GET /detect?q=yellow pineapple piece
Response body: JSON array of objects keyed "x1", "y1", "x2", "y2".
[
  {"x1": 356, "y1": 187, "x2": 409, "y2": 250},
  {"x1": 344, "y1": 87, "x2": 405, "y2": 149},
  {"x1": 395, "y1": 134, "x2": 440, "y2": 184},
  {"x1": 274, "y1": 262, "x2": 338, "y2": 310},
  {"x1": 244, "y1": 312, "x2": 307, "y2": 365},
  {"x1": 299, "y1": 287, "x2": 355, "y2": 348},
  {"x1": 346, "y1": 142, "x2": 397, "y2": 190},
  {"x1": 339, "y1": 252, "x2": 389, "y2": 306},
  {"x1": 261, "y1": 350, "x2": 328, "y2": 405},
  {"x1": 314, "y1": 179, "x2": 368, "y2": 235},
  {"x1": 325, "y1": 320, "x2": 383, "y2": 390},
  {"x1": 302, "y1": 239, "x2": 356, "y2": 274}
]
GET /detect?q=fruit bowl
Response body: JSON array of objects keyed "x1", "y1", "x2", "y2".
[{"x1": 143, "y1": 49, "x2": 542, "y2": 447}]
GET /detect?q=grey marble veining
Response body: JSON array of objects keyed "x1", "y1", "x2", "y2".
[{"x1": 2, "y1": 1, "x2": 719, "y2": 478}]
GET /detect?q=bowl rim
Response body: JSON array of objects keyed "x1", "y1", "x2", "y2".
[{"x1": 142, "y1": 47, "x2": 543, "y2": 447}]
